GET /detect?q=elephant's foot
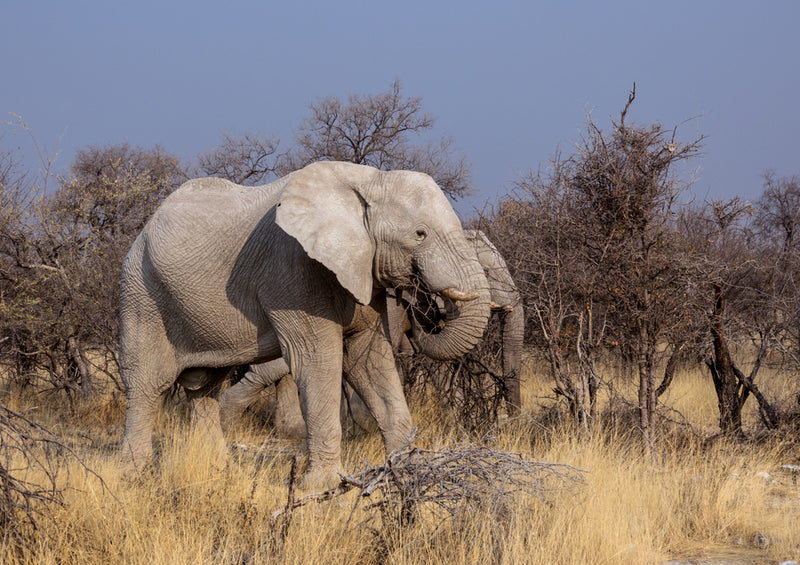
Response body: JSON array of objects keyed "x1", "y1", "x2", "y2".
[
  {"x1": 119, "y1": 437, "x2": 153, "y2": 477},
  {"x1": 120, "y1": 459, "x2": 158, "y2": 485},
  {"x1": 298, "y1": 463, "x2": 345, "y2": 492},
  {"x1": 380, "y1": 417, "x2": 415, "y2": 455},
  {"x1": 189, "y1": 429, "x2": 230, "y2": 472},
  {"x1": 208, "y1": 443, "x2": 231, "y2": 472},
  {"x1": 274, "y1": 376, "x2": 307, "y2": 439},
  {"x1": 188, "y1": 395, "x2": 230, "y2": 469},
  {"x1": 275, "y1": 419, "x2": 307, "y2": 440},
  {"x1": 119, "y1": 449, "x2": 156, "y2": 483}
]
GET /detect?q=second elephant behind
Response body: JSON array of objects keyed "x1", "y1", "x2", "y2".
[{"x1": 218, "y1": 230, "x2": 524, "y2": 437}]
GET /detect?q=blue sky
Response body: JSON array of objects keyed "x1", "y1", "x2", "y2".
[{"x1": 2, "y1": 1, "x2": 798, "y2": 218}]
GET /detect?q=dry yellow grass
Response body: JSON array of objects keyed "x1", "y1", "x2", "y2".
[{"x1": 1, "y1": 358, "x2": 799, "y2": 564}]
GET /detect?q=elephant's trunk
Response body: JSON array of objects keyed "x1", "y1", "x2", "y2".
[
  {"x1": 410, "y1": 247, "x2": 491, "y2": 361},
  {"x1": 501, "y1": 302, "x2": 525, "y2": 415}
]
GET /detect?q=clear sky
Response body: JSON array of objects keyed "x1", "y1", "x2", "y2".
[{"x1": 2, "y1": 0, "x2": 798, "y2": 218}]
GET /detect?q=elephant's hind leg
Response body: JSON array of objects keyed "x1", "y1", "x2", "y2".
[
  {"x1": 120, "y1": 390, "x2": 161, "y2": 473},
  {"x1": 120, "y1": 355, "x2": 178, "y2": 474},
  {"x1": 181, "y1": 368, "x2": 231, "y2": 470}
]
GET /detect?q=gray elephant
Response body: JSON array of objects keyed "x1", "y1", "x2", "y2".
[
  {"x1": 218, "y1": 358, "x2": 366, "y2": 438},
  {"x1": 218, "y1": 229, "x2": 524, "y2": 437},
  {"x1": 468, "y1": 229, "x2": 524, "y2": 414},
  {"x1": 118, "y1": 161, "x2": 491, "y2": 488}
]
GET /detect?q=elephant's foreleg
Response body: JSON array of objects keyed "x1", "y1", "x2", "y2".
[
  {"x1": 277, "y1": 318, "x2": 346, "y2": 490},
  {"x1": 343, "y1": 329, "x2": 413, "y2": 454},
  {"x1": 501, "y1": 306, "x2": 525, "y2": 416}
]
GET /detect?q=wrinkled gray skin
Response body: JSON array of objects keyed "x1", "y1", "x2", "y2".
[
  {"x1": 218, "y1": 229, "x2": 524, "y2": 437},
  {"x1": 118, "y1": 161, "x2": 491, "y2": 489},
  {"x1": 465, "y1": 230, "x2": 524, "y2": 414}
]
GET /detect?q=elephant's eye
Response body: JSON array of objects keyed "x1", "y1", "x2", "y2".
[{"x1": 415, "y1": 228, "x2": 428, "y2": 241}]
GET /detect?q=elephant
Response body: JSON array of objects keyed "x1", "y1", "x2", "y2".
[
  {"x1": 218, "y1": 357, "x2": 366, "y2": 439},
  {"x1": 467, "y1": 229, "x2": 524, "y2": 414},
  {"x1": 217, "y1": 229, "x2": 524, "y2": 437},
  {"x1": 118, "y1": 161, "x2": 491, "y2": 488}
]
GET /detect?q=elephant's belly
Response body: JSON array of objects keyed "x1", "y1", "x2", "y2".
[{"x1": 168, "y1": 307, "x2": 282, "y2": 369}]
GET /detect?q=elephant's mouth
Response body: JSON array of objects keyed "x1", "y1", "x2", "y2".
[
  {"x1": 400, "y1": 266, "x2": 490, "y2": 361},
  {"x1": 401, "y1": 278, "x2": 448, "y2": 335}
]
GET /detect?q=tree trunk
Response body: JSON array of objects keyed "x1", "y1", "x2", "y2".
[
  {"x1": 68, "y1": 336, "x2": 92, "y2": 398},
  {"x1": 656, "y1": 343, "x2": 684, "y2": 399},
  {"x1": 636, "y1": 325, "x2": 657, "y2": 447},
  {"x1": 707, "y1": 285, "x2": 744, "y2": 437}
]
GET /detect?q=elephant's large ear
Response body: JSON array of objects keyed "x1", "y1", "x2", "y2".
[{"x1": 275, "y1": 163, "x2": 375, "y2": 305}]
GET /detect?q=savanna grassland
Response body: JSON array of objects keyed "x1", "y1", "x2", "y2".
[
  {"x1": 4, "y1": 85, "x2": 800, "y2": 564},
  {"x1": 1, "y1": 355, "x2": 798, "y2": 565}
]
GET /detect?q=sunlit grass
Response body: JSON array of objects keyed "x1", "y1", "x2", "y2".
[{"x1": 1, "y1": 357, "x2": 799, "y2": 564}]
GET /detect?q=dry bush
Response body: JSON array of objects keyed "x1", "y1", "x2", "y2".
[
  {"x1": 1, "y1": 139, "x2": 184, "y2": 401},
  {"x1": 0, "y1": 400, "x2": 107, "y2": 555},
  {"x1": 0, "y1": 402, "x2": 63, "y2": 546},
  {"x1": 399, "y1": 310, "x2": 511, "y2": 436},
  {"x1": 480, "y1": 87, "x2": 705, "y2": 441},
  {"x1": 269, "y1": 437, "x2": 585, "y2": 538}
]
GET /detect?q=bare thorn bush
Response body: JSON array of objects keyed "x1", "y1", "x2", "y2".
[
  {"x1": 0, "y1": 401, "x2": 91, "y2": 550},
  {"x1": 399, "y1": 310, "x2": 511, "y2": 435}
]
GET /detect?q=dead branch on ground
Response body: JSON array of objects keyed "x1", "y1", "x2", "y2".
[{"x1": 270, "y1": 439, "x2": 586, "y2": 532}]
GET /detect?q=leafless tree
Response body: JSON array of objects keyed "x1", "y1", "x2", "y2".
[
  {"x1": 197, "y1": 131, "x2": 282, "y2": 185},
  {"x1": 482, "y1": 87, "x2": 704, "y2": 442},
  {"x1": 575, "y1": 90, "x2": 703, "y2": 442},
  {"x1": 480, "y1": 159, "x2": 603, "y2": 432},
  {"x1": 0, "y1": 141, "x2": 184, "y2": 398},
  {"x1": 679, "y1": 195, "x2": 787, "y2": 436},
  {"x1": 754, "y1": 171, "x2": 800, "y2": 256},
  {"x1": 287, "y1": 80, "x2": 472, "y2": 200}
]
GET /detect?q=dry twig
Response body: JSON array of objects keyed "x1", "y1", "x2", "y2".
[
  {"x1": 270, "y1": 439, "x2": 586, "y2": 529},
  {"x1": 0, "y1": 400, "x2": 108, "y2": 547}
]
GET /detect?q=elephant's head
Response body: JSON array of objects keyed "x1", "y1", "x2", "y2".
[
  {"x1": 399, "y1": 228, "x2": 526, "y2": 407},
  {"x1": 275, "y1": 161, "x2": 490, "y2": 359}
]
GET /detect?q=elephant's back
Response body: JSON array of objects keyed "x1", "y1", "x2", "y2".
[
  {"x1": 143, "y1": 179, "x2": 278, "y2": 269},
  {"x1": 155, "y1": 177, "x2": 263, "y2": 224}
]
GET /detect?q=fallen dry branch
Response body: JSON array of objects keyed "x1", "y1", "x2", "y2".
[{"x1": 270, "y1": 440, "x2": 586, "y2": 529}]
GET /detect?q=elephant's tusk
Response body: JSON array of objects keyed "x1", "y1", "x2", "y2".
[
  {"x1": 440, "y1": 287, "x2": 479, "y2": 302},
  {"x1": 490, "y1": 301, "x2": 514, "y2": 311}
]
